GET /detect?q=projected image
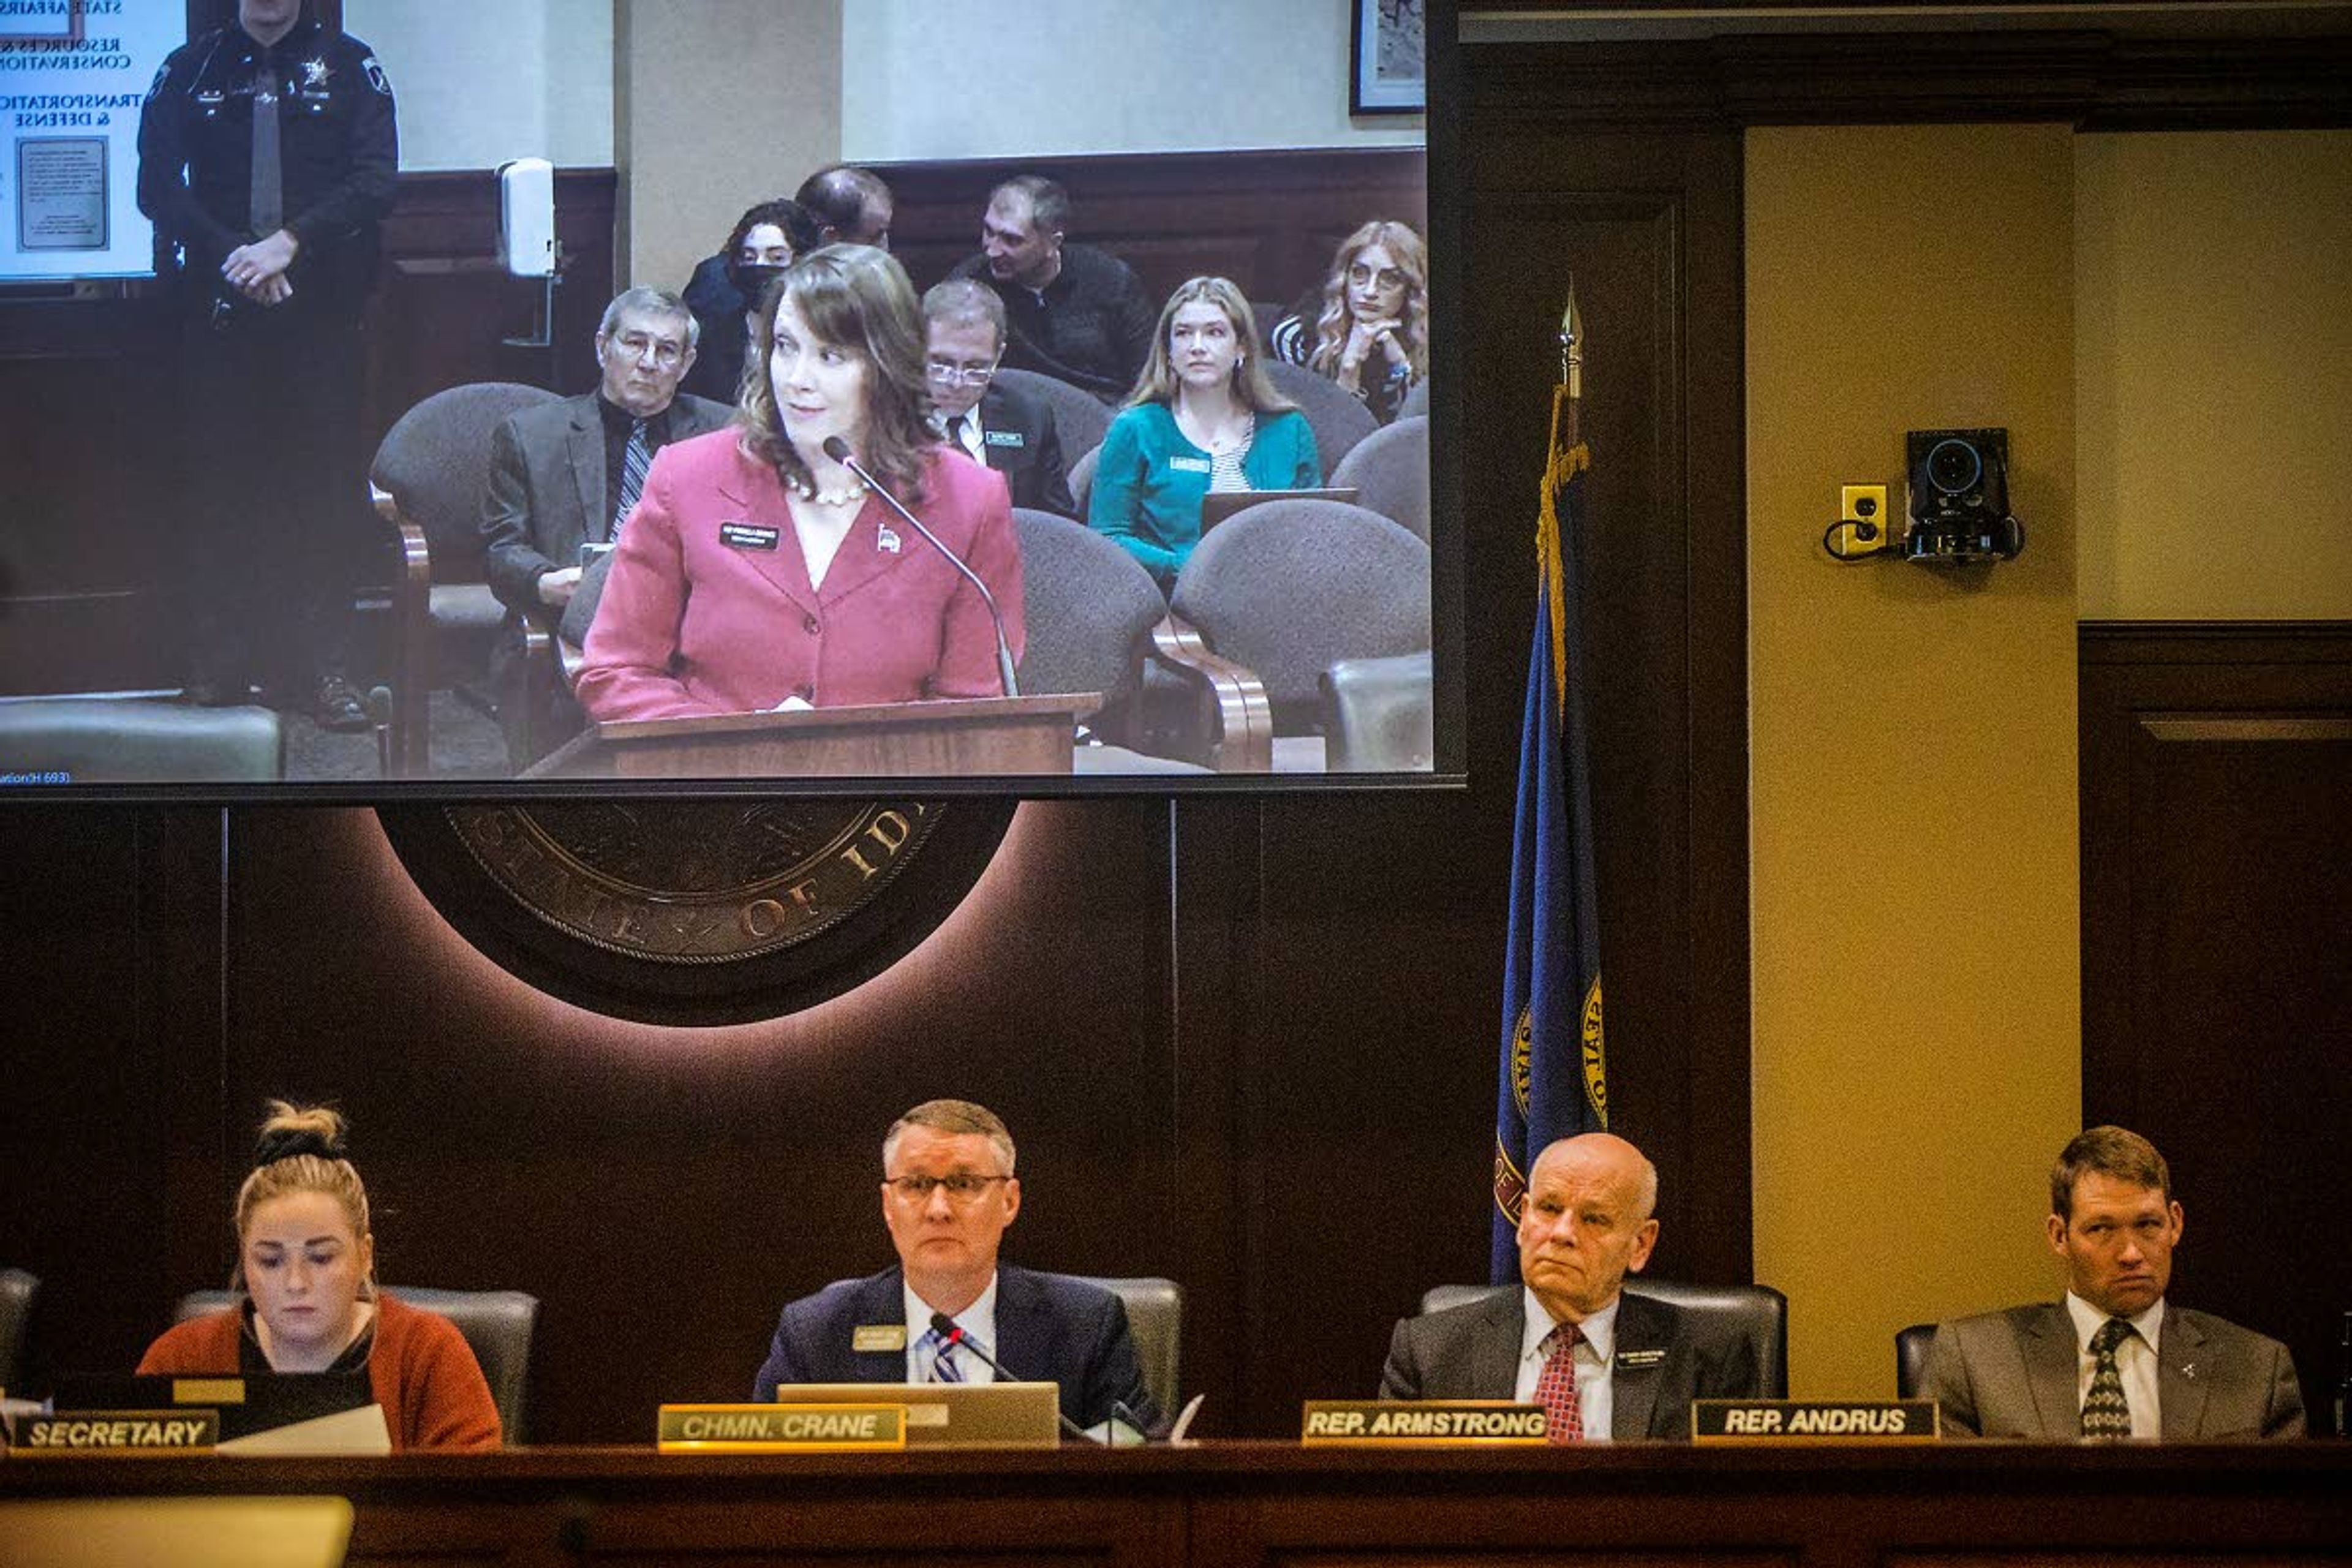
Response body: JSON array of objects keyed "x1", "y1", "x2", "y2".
[{"x1": 0, "y1": 1, "x2": 1437, "y2": 791}]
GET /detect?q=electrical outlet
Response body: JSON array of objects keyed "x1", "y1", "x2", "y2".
[{"x1": 1841, "y1": 484, "x2": 1888, "y2": 535}]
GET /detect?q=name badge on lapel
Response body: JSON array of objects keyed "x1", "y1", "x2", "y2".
[
  {"x1": 720, "y1": 522, "x2": 779, "y2": 552},
  {"x1": 852, "y1": 1324, "x2": 907, "y2": 1353},
  {"x1": 1169, "y1": 456, "x2": 1212, "y2": 475},
  {"x1": 1617, "y1": 1348, "x2": 1668, "y2": 1370},
  {"x1": 876, "y1": 525, "x2": 902, "y2": 554},
  {"x1": 983, "y1": 429, "x2": 1025, "y2": 450}
]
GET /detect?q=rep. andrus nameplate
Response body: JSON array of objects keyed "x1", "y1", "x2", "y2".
[{"x1": 1692, "y1": 1400, "x2": 1940, "y2": 1442}]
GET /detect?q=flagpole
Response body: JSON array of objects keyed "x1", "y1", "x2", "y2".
[{"x1": 1556, "y1": 279, "x2": 1581, "y2": 448}]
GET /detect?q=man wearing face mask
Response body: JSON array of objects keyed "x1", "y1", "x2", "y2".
[
  {"x1": 679, "y1": 197, "x2": 820, "y2": 405},
  {"x1": 478, "y1": 288, "x2": 730, "y2": 769}
]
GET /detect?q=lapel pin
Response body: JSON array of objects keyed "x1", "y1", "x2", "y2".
[{"x1": 876, "y1": 524, "x2": 902, "y2": 554}]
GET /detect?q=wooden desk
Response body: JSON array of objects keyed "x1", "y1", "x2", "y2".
[{"x1": 4, "y1": 1442, "x2": 2347, "y2": 1566}]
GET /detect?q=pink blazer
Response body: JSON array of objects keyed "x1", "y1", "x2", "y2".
[{"x1": 575, "y1": 432, "x2": 1025, "y2": 722}]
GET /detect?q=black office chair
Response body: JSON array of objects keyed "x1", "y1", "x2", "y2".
[
  {"x1": 1894, "y1": 1322, "x2": 1937, "y2": 1400},
  {"x1": 177, "y1": 1286, "x2": 539, "y2": 1443},
  {"x1": 1419, "y1": 1279, "x2": 1790, "y2": 1400},
  {"x1": 1070, "y1": 1275, "x2": 1182, "y2": 1420},
  {"x1": 1, "y1": 1267, "x2": 38, "y2": 1395}
]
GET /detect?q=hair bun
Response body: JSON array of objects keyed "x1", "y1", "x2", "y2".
[{"x1": 252, "y1": 1101, "x2": 349, "y2": 1169}]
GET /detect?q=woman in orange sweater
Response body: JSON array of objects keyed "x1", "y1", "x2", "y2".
[{"x1": 138, "y1": 1101, "x2": 501, "y2": 1451}]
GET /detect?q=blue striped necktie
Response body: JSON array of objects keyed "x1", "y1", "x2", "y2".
[
  {"x1": 614, "y1": 419, "x2": 651, "y2": 533},
  {"x1": 919, "y1": 1325, "x2": 965, "y2": 1384}
]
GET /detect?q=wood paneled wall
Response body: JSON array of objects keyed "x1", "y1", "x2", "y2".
[{"x1": 2079, "y1": 622, "x2": 2352, "y2": 1430}]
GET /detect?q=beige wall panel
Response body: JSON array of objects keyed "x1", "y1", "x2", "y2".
[
  {"x1": 1747, "y1": 123, "x2": 2082, "y2": 1398},
  {"x1": 2076, "y1": 130, "x2": 2352, "y2": 620},
  {"x1": 617, "y1": 1, "x2": 843, "y2": 299}
]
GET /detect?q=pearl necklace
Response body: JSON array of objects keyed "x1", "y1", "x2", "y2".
[{"x1": 783, "y1": 470, "x2": 869, "y2": 507}]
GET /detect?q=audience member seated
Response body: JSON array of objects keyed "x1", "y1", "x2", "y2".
[
  {"x1": 922, "y1": 279, "x2": 1075, "y2": 518},
  {"x1": 138, "y1": 1101, "x2": 501, "y2": 1452},
  {"x1": 949, "y1": 175, "x2": 1154, "y2": 401},
  {"x1": 1922, "y1": 1125, "x2": 2305, "y2": 1441},
  {"x1": 679, "y1": 197, "x2": 819, "y2": 405},
  {"x1": 1271, "y1": 220, "x2": 1429, "y2": 426},
  {"x1": 754, "y1": 1098, "x2": 1164, "y2": 1437},
  {"x1": 797, "y1": 164, "x2": 895, "y2": 249},
  {"x1": 1088, "y1": 277, "x2": 1321, "y2": 594},
  {"x1": 575, "y1": 247, "x2": 1023, "y2": 720},
  {"x1": 1380, "y1": 1133, "x2": 1761, "y2": 1441},
  {"x1": 480, "y1": 288, "x2": 731, "y2": 768}
]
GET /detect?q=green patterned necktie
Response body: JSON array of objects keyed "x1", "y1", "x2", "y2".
[{"x1": 2081, "y1": 1317, "x2": 2135, "y2": 1440}]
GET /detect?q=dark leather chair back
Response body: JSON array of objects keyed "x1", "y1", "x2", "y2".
[
  {"x1": 1172, "y1": 500, "x2": 1429, "y2": 718},
  {"x1": 1069, "y1": 1275, "x2": 1181, "y2": 1420},
  {"x1": 1, "y1": 1268, "x2": 37, "y2": 1394},
  {"x1": 1329, "y1": 415, "x2": 1430, "y2": 542},
  {"x1": 1894, "y1": 1322, "x2": 1937, "y2": 1400},
  {"x1": 178, "y1": 1286, "x2": 539, "y2": 1443},
  {"x1": 1012, "y1": 509, "x2": 1169, "y2": 726},
  {"x1": 0, "y1": 700, "x2": 281, "y2": 783},
  {"x1": 1262, "y1": 360, "x2": 1379, "y2": 472},
  {"x1": 993, "y1": 368, "x2": 1114, "y2": 463},
  {"x1": 1419, "y1": 1279, "x2": 1790, "y2": 1400}
]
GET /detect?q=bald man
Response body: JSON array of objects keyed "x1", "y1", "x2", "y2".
[{"x1": 1380, "y1": 1133, "x2": 1762, "y2": 1441}]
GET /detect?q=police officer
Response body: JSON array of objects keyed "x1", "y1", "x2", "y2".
[{"x1": 137, "y1": 0, "x2": 396, "y2": 729}]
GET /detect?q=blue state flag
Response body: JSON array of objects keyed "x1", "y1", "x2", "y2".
[{"x1": 1491, "y1": 397, "x2": 1607, "y2": 1283}]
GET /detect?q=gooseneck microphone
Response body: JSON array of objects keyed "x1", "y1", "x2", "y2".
[
  {"x1": 927, "y1": 1310, "x2": 1088, "y2": 1440},
  {"x1": 821, "y1": 436, "x2": 1019, "y2": 698}
]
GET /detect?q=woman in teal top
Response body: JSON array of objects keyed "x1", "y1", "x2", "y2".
[{"x1": 1089, "y1": 276, "x2": 1321, "y2": 592}]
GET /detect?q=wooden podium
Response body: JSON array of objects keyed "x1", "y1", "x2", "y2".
[{"x1": 529, "y1": 693, "x2": 1096, "y2": 780}]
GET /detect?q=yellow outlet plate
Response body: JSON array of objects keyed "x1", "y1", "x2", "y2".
[{"x1": 1841, "y1": 484, "x2": 1888, "y2": 528}]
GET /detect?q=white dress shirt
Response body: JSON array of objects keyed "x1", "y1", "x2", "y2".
[
  {"x1": 905, "y1": 1273, "x2": 1000, "y2": 1385},
  {"x1": 2065, "y1": 1291, "x2": 2164, "y2": 1439},
  {"x1": 1514, "y1": 1287, "x2": 1619, "y2": 1441}
]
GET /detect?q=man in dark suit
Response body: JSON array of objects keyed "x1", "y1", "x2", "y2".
[
  {"x1": 752, "y1": 1099, "x2": 1163, "y2": 1437},
  {"x1": 922, "y1": 279, "x2": 1076, "y2": 518},
  {"x1": 479, "y1": 286, "x2": 731, "y2": 768},
  {"x1": 1924, "y1": 1126, "x2": 2305, "y2": 1440},
  {"x1": 1381, "y1": 1133, "x2": 1760, "y2": 1441}
]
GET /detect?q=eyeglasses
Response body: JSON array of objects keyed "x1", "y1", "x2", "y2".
[
  {"x1": 612, "y1": 331, "x2": 685, "y2": 368},
  {"x1": 883, "y1": 1173, "x2": 1009, "y2": 1202},
  {"x1": 925, "y1": 359, "x2": 998, "y2": 388},
  {"x1": 1346, "y1": 263, "x2": 1408, "y2": 293}
]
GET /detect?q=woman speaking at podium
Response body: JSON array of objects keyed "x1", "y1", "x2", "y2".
[
  {"x1": 575, "y1": 246, "x2": 1025, "y2": 722},
  {"x1": 137, "y1": 1102, "x2": 501, "y2": 1451}
]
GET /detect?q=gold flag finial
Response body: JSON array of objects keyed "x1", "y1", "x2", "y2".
[{"x1": 1558, "y1": 278, "x2": 1581, "y2": 402}]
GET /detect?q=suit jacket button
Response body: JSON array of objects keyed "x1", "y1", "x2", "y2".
[
  {"x1": 794, "y1": 684, "x2": 815, "y2": 703},
  {"x1": 803, "y1": 613, "x2": 821, "y2": 635}
]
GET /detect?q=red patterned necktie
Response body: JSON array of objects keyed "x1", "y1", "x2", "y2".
[{"x1": 1536, "y1": 1321, "x2": 1585, "y2": 1443}]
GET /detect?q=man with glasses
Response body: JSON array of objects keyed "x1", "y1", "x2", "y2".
[
  {"x1": 479, "y1": 287, "x2": 730, "y2": 769},
  {"x1": 752, "y1": 1099, "x2": 1164, "y2": 1436},
  {"x1": 922, "y1": 280, "x2": 1076, "y2": 518}
]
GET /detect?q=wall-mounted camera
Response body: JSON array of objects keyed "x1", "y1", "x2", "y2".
[{"x1": 1903, "y1": 428, "x2": 2023, "y2": 564}]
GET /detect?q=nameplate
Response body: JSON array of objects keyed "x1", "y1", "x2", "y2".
[
  {"x1": 1169, "y1": 456, "x2": 1212, "y2": 474},
  {"x1": 852, "y1": 1323, "x2": 907, "y2": 1353},
  {"x1": 15, "y1": 1409, "x2": 220, "y2": 1452},
  {"x1": 983, "y1": 429, "x2": 1024, "y2": 448},
  {"x1": 1302, "y1": 1400, "x2": 1548, "y2": 1446},
  {"x1": 1692, "y1": 1400, "x2": 1940, "y2": 1443},
  {"x1": 657, "y1": 1403, "x2": 905, "y2": 1453}
]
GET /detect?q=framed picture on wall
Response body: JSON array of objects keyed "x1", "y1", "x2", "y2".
[{"x1": 1351, "y1": 0, "x2": 1426, "y2": 115}]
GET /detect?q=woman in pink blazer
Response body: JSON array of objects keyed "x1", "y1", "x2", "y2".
[{"x1": 576, "y1": 245, "x2": 1023, "y2": 722}]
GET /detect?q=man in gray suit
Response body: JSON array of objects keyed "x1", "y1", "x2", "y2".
[
  {"x1": 1924, "y1": 1125, "x2": 2304, "y2": 1440},
  {"x1": 1380, "y1": 1133, "x2": 1760, "y2": 1441},
  {"x1": 480, "y1": 287, "x2": 731, "y2": 767}
]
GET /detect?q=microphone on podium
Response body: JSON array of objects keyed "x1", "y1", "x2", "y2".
[
  {"x1": 927, "y1": 1310, "x2": 1089, "y2": 1441},
  {"x1": 821, "y1": 436, "x2": 1019, "y2": 698}
]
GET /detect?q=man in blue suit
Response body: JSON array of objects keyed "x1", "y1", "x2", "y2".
[{"x1": 753, "y1": 1099, "x2": 1163, "y2": 1436}]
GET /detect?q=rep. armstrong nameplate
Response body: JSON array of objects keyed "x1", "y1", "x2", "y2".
[
  {"x1": 1303, "y1": 1401, "x2": 1549, "y2": 1445},
  {"x1": 657, "y1": 1403, "x2": 906, "y2": 1453}
]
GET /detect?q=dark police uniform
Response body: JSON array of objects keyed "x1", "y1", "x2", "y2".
[{"x1": 137, "y1": 14, "x2": 396, "y2": 722}]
